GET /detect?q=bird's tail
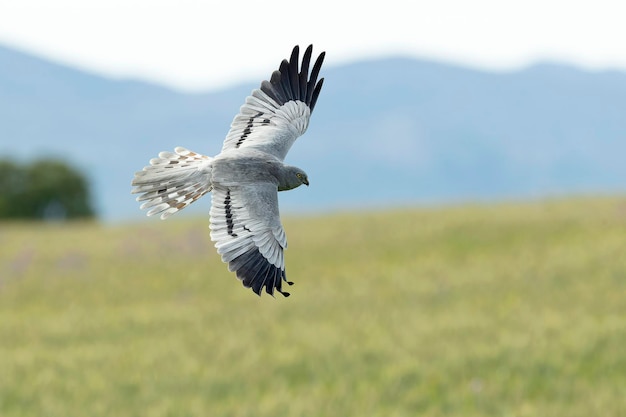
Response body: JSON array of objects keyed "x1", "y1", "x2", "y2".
[{"x1": 131, "y1": 147, "x2": 213, "y2": 219}]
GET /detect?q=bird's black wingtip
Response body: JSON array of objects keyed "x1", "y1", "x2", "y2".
[
  {"x1": 260, "y1": 44, "x2": 325, "y2": 110},
  {"x1": 231, "y1": 247, "x2": 291, "y2": 298}
]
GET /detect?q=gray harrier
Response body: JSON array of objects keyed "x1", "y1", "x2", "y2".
[{"x1": 131, "y1": 45, "x2": 325, "y2": 297}]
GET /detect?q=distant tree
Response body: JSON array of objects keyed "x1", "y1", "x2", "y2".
[
  {"x1": 0, "y1": 160, "x2": 24, "y2": 218},
  {"x1": 0, "y1": 158, "x2": 95, "y2": 220}
]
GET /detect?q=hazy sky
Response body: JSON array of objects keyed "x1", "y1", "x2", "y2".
[{"x1": 1, "y1": 0, "x2": 624, "y2": 91}]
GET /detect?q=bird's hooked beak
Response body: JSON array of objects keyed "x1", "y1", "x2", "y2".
[{"x1": 303, "y1": 178, "x2": 309, "y2": 186}]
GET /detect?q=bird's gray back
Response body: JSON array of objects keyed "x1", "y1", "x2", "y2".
[{"x1": 211, "y1": 149, "x2": 282, "y2": 188}]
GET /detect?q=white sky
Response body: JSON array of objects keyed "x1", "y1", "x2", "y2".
[{"x1": 0, "y1": 0, "x2": 625, "y2": 91}]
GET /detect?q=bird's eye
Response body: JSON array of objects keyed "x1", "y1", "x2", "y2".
[{"x1": 296, "y1": 173, "x2": 302, "y2": 179}]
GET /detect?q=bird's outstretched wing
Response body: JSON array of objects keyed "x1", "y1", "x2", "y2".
[
  {"x1": 209, "y1": 183, "x2": 293, "y2": 296},
  {"x1": 220, "y1": 45, "x2": 325, "y2": 161}
]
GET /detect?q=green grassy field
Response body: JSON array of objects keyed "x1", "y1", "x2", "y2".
[{"x1": 1, "y1": 197, "x2": 625, "y2": 416}]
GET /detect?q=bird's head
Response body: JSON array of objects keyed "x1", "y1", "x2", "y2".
[
  {"x1": 295, "y1": 169, "x2": 309, "y2": 187},
  {"x1": 278, "y1": 166, "x2": 309, "y2": 191}
]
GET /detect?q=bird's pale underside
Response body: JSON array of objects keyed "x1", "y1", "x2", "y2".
[{"x1": 131, "y1": 45, "x2": 325, "y2": 297}]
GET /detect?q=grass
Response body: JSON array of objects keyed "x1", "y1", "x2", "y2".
[{"x1": 1, "y1": 196, "x2": 625, "y2": 416}]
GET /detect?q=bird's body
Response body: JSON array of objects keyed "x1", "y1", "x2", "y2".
[
  {"x1": 211, "y1": 148, "x2": 304, "y2": 190},
  {"x1": 131, "y1": 45, "x2": 325, "y2": 297}
]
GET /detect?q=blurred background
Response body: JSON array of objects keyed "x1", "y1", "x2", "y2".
[
  {"x1": 1, "y1": 0, "x2": 625, "y2": 221},
  {"x1": 1, "y1": 1, "x2": 625, "y2": 416}
]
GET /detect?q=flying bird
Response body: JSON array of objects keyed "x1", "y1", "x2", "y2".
[{"x1": 131, "y1": 45, "x2": 325, "y2": 297}]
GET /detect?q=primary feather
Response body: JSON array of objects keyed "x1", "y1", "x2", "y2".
[{"x1": 131, "y1": 45, "x2": 325, "y2": 297}]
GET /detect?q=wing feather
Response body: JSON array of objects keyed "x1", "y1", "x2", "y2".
[
  {"x1": 220, "y1": 45, "x2": 325, "y2": 160},
  {"x1": 299, "y1": 46, "x2": 312, "y2": 100},
  {"x1": 209, "y1": 184, "x2": 292, "y2": 297},
  {"x1": 307, "y1": 51, "x2": 325, "y2": 107},
  {"x1": 288, "y1": 46, "x2": 300, "y2": 100}
]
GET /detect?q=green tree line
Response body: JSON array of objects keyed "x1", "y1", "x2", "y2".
[{"x1": 0, "y1": 158, "x2": 95, "y2": 220}]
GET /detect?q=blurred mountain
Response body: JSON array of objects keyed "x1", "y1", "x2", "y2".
[{"x1": 1, "y1": 44, "x2": 625, "y2": 221}]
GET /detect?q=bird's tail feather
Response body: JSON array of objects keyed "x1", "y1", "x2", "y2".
[{"x1": 131, "y1": 147, "x2": 213, "y2": 219}]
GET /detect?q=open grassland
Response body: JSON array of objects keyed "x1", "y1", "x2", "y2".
[{"x1": 1, "y1": 197, "x2": 625, "y2": 416}]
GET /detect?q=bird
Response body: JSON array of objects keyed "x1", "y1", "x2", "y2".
[{"x1": 131, "y1": 45, "x2": 325, "y2": 297}]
